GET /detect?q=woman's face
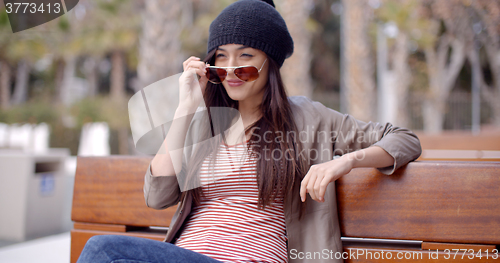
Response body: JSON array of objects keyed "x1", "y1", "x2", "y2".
[{"x1": 214, "y1": 44, "x2": 269, "y2": 105}]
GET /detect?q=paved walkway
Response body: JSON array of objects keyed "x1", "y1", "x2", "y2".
[{"x1": 0, "y1": 232, "x2": 70, "y2": 263}]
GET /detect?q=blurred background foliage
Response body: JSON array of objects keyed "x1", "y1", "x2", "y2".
[{"x1": 0, "y1": 0, "x2": 499, "y2": 155}]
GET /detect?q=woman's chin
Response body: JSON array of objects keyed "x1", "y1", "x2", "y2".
[
  {"x1": 223, "y1": 82, "x2": 264, "y2": 103},
  {"x1": 227, "y1": 93, "x2": 246, "y2": 102},
  {"x1": 224, "y1": 87, "x2": 247, "y2": 101}
]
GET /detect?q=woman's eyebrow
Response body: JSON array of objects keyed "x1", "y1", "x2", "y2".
[{"x1": 217, "y1": 45, "x2": 251, "y2": 52}]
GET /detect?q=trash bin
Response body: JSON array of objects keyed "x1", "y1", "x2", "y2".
[{"x1": 0, "y1": 148, "x2": 70, "y2": 241}]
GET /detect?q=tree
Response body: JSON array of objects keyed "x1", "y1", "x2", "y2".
[
  {"x1": 0, "y1": 59, "x2": 11, "y2": 110},
  {"x1": 37, "y1": 9, "x2": 80, "y2": 105},
  {"x1": 376, "y1": 0, "x2": 431, "y2": 128},
  {"x1": 137, "y1": 0, "x2": 184, "y2": 90},
  {"x1": 277, "y1": 0, "x2": 314, "y2": 98},
  {"x1": 421, "y1": 0, "x2": 469, "y2": 133},
  {"x1": 70, "y1": 0, "x2": 141, "y2": 101},
  {"x1": 341, "y1": 0, "x2": 376, "y2": 122},
  {"x1": 0, "y1": 6, "x2": 47, "y2": 108},
  {"x1": 60, "y1": 0, "x2": 142, "y2": 154},
  {"x1": 7, "y1": 34, "x2": 47, "y2": 106},
  {"x1": 470, "y1": 0, "x2": 500, "y2": 127},
  {"x1": 0, "y1": 7, "x2": 13, "y2": 110}
]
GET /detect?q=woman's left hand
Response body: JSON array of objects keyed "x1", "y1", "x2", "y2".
[
  {"x1": 300, "y1": 146, "x2": 395, "y2": 203},
  {"x1": 300, "y1": 155, "x2": 354, "y2": 203}
]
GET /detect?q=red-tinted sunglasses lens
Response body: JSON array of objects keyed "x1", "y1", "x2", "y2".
[
  {"x1": 206, "y1": 66, "x2": 259, "y2": 84},
  {"x1": 206, "y1": 68, "x2": 226, "y2": 84},
  {"x1": 234, "y1": 66, "x2": 259, "y2": 82}
]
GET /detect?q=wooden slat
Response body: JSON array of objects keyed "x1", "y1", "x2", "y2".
[
  {"x1": 342, "y1": 247, "x2": 499, "y2": 262},
  {"x1": 73, "y1": 222, "x2": 127, "y2": 232},
  {"x1": 71, "y1": 229, "x2": 167, "y2": 263},
  {"x1": 419, "y1": 149, "x2": 500, "y2": 161},
  {"x1": 71, "y1": 156, "x2": 177, "y2": 227},
  {"x1": 336, "y1": 161, "x2": 500, "y2": 244},
  {"x1": 419, "y1": 158, "x2": 500, "y2": 162},
  {"x1": 421, "y1": 242, "x2": 497, "y2": 253},
  {"x1": 416, "y1": 132, "x2": 500, "y2": 151}
]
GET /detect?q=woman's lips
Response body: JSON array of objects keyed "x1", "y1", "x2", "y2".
[{"x1": 227, "y1": 79, "x2": 244, "y2": 87}]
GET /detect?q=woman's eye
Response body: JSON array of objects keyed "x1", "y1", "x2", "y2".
[
  {"x1": 241, "y1": 53, "x2": 253, "y2": 57},
  {"x1": 216, "y1": 53, "x2": 226, "y2": 58}
]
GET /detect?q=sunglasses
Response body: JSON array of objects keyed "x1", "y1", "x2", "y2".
[{"x1": 206, "y1": 59, "x2": 267, "y2": 84}]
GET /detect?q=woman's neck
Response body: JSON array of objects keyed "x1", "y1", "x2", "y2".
[
  {"x1": 224, "y1": 100, "x2": 261, "y2": 145},
  {"x1": 238, "y1": 99, "x2": 262, "y2": 128}
]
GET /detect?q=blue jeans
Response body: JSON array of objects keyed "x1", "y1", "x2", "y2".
[{"x1": 77, "y1": 235, "x2": 224, "y2": 263}]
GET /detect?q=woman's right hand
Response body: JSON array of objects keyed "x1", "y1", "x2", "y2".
[{"x1": 178, "y1": 56, "x2": 209, "y2": 111}]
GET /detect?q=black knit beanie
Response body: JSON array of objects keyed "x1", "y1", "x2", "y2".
[{"x1": 207, "y1": 0, "x2": 294, "y2": 68}]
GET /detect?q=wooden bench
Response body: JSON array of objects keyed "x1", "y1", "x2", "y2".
[
  {"x1": 71, "y1": 156, "x2": 500, "y2": 262},
  {"x1": 416, "y1": 131, "x2": 500, "y2": 161}
]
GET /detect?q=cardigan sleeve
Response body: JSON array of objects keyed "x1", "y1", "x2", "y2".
[
  {"x1": 331, "y1": 110, "x2": 421, "y2": 174},
  {"x1": 297, "y1": 96, "x2": 422, "y2": 175},
  {"x1": 144, "y1": 163, "x2": 182, "y2": 209},
  {"x1": 143, "y1": 109, "x2": 210, "y2": 209}
]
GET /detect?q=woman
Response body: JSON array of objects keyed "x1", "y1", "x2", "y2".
[{"x1": 78, "y1": 0, "x2": 421, "y2": 262}]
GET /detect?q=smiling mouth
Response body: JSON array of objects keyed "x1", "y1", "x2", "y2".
[{"x1": 227, "y1": 80, "x2": 244, "y2": 87}]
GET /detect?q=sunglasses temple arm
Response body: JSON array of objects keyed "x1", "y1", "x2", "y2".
[{"x1": 258, "y1": 59, "x2": 267, "y2": 72}]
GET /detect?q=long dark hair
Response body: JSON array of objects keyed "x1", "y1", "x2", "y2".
[{"x1": 182, "y1": 49, "x2": 307, "y2": 212}]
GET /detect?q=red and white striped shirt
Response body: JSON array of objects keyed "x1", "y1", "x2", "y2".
[{"x1": 175, "y1": 140, "x2": 288, "y2": 263}]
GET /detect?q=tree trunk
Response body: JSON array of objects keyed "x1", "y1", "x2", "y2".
[
  {"x1": 83, "y1": 56, "x2": 99, "y2": 97},
  {"x1": 377, "y1": 25, "x2": 411, "y2": 128},
  {"x1": 392, "y1": 32, "x2": 411, "y2": 128},
  {"x1": 54, "y1": 58, "x2": 66, "y2": 104},
  {"x1": 278, "y1": 0, "x2": 313, "y2": 98},
  {"x1": 422, "y1": 0, "x2": 470, "y2": 133},
  {"x1": 118, "y1": 127, "x2": 129, "y2": 155},
  {"x1": 423, "y1": 34, "x2": 466, "y2": 133},
  {"x1": 468, "y1": 46, "x2": 481, "y2": 133},
  {"x1": 60, "y1": 56, "x2": 77, "y2": 106},
  {"x1": 422, "y1": 96, "x2": 446, "y2": 133},
  {"x1": 342, "y1": 0, "x2": 376, "y2": 121},
  {"x1": 486, "y1": 89, "x2": 500, "y2": 127},
  {"x1": 137, "y1": 0, "x2": 183, "y2": 89},
  {"x1": 12, "y1": 59, "x2": 30, "y2": 105},
  {"x1": 135, "y1": 0, "x2": 185, "y2": 155},
  {"x1": 0, "y1": 60, "x2": 12, "y2": 110},
  {"x1": 110, "y1": 50, "x2": 128, "y2": 155},
  {"x1": 482, "y1": 39, "x2": 500, "y2": 127},
  {"x1": 110, "y1": 50, "x2": 126, "y2": 100}
]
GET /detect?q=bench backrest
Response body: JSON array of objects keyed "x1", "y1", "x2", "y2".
[
  {"x1": 71, "y1": 156, "x2": 172, "y2": 228},
  {"x1": 71, "y1": 157, "x2": 500, "y2": 262},
  {"x1": 337, "y1": 161, "x2": 500, "y2": 244},
  {"x1": 416, "y1": 132, "x2": 500, "y2": 161},
  {"x1": 416, "y1": 132, "x2": 500, "y2": 151}
]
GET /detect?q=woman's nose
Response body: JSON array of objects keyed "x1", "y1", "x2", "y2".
[{"x1": 226, "y1": 67, "x2": 235, "y2": 76}]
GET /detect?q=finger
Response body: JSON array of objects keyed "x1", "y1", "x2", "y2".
[
  {"x1": 195, "y1": 63, "x2": 209, "y2": 80},
  {"x1": 306, "y1": 174, "x2": 318, "y2": 201},
  {"x1": 313, "y1": 173, "x2": 325, "y2": 202},
  {"x1": 183, "y1": 57, "x2": 201, "y2": 71},
  {"x1": 301, "y1": 165, "x2": 318, "y2": 202},
  {"x1": 300, "y1": 176, "x2": 308, "y2": 202},
  {"x1": 202, "y1": 63, "x2": 210, "y2": 78},
  {"x1": 317, "y1": 176, "x2": 331, "y2": 203},
  {"x1": 300, "y1": 169, "x2": 313, "y2": 202},
  {"x1": 185, "y1": 60, "x2": 206, "y2": 73},
  {"x1": 183, "y1": 57, "x2": 197, "y2": 69}
]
